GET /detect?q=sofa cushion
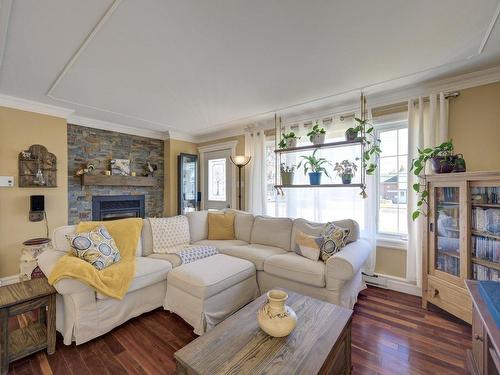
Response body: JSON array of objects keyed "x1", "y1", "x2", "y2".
[
  {"x1": 149, "y1": 216, "x2": 190, "y2": 253},
  {"x1": 251, "y1": 216, "x2": 293, "y2": 250},
  {"x1": 147, "y1": 253, "x2": 182, "y2": 268},
  {"x1": 96, "y1": 257, "x2": 171, "y2": 300},
  {"x1": 221, "y1": 244, "x2": 287, "y2": 270},
  {"x1": 186, "y1": 211, "x2": 209, "y2": 242},
  {"x1": 167, "y1": 254, "x2": 255, "y2": 299},
  {"x1": 53, "y1": 224, "x2": 143, "y2": 257},
  {"x1": 226, "y1": 210, "x2": 255, "y2": 243},
  {"x1": 291, "y1": 218, "x2": 359, "y2": 251},
  {"x1": 264, "y1": 252, "x2": 325, "y2": 288},
  {"x1": 193, "y1": 239, "x2": 247, "y2": 251},
  {"x1": 208, "y1": 212, "x2": 235, "y2": 240}
]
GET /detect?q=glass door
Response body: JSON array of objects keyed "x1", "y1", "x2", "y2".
[
  {"x1": 429, "y1": 181, "x2": 467, "y2": 285},
  {"x1": 470, "y1": 181, "x2": 500, "y2": 282}
]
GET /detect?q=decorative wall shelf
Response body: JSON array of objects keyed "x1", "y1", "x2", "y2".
[
  {"x1": 274, "y1": 139, "x2": 363, "y2": 154},
  {"x1": 19, "y1": 144, "x2": 57, "y2": 187},
  {"x1": 81, "y1": 175, "x2": 157, "y2": 187}
]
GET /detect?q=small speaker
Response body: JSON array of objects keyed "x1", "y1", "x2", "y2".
[{"x1": 30, "y1": 195, "x2": 45, "y2": 212}]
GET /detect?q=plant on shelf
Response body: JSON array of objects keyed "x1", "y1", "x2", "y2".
[
  {"x1": 410, "y1": 140, "x2": 466, "y2": 220},
  {"x1": 278, "y1": 131, "x2": 300, "y2": 149},
  {"x1": 333, "y1": 159, "x2": 358, "y2": 184},
  {"x1": 306, "y1": 122, "x2": 326, "y2": 145},
  {"x1": 345, "y1": 117, "x2": 381, "y2": 175},
  {"x1": 280, "y1": 163, "x2": 296, "y2": 185},
  {"x1": 298, "y1": 149, "x2": 331, "y2": 185}
]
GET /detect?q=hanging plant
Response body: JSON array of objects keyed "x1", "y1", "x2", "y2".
[
  {"x1": 306, "y1": 122, "x2": 326, "y2": 145},
  {"x1": 278, "y1": 131, "x2": 300, "y2": 149},
  {"x1": 346, "y1": 117, "x2": 381, "y2": 175}
]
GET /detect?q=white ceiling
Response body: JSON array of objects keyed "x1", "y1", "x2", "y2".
[{"x1": 1, "y1": 0, "x2": 500, "y2": 137}]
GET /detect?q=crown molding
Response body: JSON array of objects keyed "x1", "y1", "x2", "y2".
[
  {"x1": 68, "y1": 114, "x2": 168, "y2": 140},
  {"x1": 0, "y1": 93, "x2": 75, "y2": 118},
  {"x1": 164, "y1": 130, "x2": 197, "y2": 143}
]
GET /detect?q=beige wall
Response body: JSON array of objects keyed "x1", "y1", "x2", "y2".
[
  {"x1": 197, "y1": 135, "x2": 246, "y2": 210},
  {"x1": 448, "y1": 81, "x2": 500, "y2": 172},
  {"x1": 164, "y1": 138, "x2": 198, "y2": 216},
  {"x1": 375, "y1": 80, "x2": 500, "y2": 279},
  {"x1": 0, "y1": 107, "x2": 68, "y2": 278}
]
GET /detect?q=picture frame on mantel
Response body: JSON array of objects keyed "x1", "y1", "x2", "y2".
[{"x1": 18, "y1": 144, "x2": 57, "y2": 188}]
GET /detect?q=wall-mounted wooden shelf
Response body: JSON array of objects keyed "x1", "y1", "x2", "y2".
[
  {"x1": 81, "y1": 175, "x2": 157, "y2": 187},
  {"x1": 274, "y1": 139, "x2": 363, "y2": 154}
]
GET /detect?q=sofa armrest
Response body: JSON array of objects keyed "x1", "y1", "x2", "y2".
[
  {"x1": 325, "y1": 239, "x2": 372, "y2": 287},
  {"x1": 37, "y1": 249, "x2": 95, "y2": 296}
]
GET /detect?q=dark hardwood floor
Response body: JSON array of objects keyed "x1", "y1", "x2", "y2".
[{"x1": 6, "y1": 286, "x2": 471, "y2": 375}]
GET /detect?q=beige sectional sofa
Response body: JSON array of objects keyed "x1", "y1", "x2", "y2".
[{"x1": 37, "y1": 210, "x2": 371, "y2": 345}]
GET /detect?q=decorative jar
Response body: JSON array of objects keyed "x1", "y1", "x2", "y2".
[{"x1": 257, "y1": 290, "x2": 297, "y2": 337}]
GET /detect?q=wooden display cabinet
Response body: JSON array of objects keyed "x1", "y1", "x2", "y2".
[{"x1": 422, "y1": 171, "x2": 500, "y2": 324}]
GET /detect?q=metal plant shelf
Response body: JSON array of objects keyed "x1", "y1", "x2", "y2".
[
  {"x1": 274, "y1": 183, "x2": 364, "y2": 188},
  {"x1": 274, "y1": 138, "x2": 363, "y2": 154}
]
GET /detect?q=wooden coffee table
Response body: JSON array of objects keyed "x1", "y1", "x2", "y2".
[
  {"x1": 175, "y1": 290, "x2": 353, "y2": 374},
  {"x1": 0, "y1": 278, "x2": 56, "y2": 375}
]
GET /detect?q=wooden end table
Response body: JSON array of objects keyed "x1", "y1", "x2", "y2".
[
  {"x1": 175, "y1": 290, "x2": 353, "y2": 375},
  {"x1": 0, "y1": 278, "x2": 56, "y2": 375}
]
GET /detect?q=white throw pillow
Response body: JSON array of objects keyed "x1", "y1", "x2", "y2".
[{"x1": 149, "y1": 216, "x2": 190, "y2": 253}]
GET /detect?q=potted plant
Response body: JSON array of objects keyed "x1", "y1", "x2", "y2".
[
  {"x1": 410, "y1": 140, "x2": 466, "y2": 220},
  {"x1": 307, "y1": 122, "x2": 326, "y2": 145},
  {"x1": 280, "y1": 163, "x2": 296, "y2": 185},
  {"x1": 334, "y1": 159, "x2": 358, "y2": 184},
  {"x1": 278, "y1": 132, "x2": 300, "y2": 149},
  {"x1": 345, "y1": 117, "x2": 381, "y2": 175},
  {"x1": 297, "y1": 149, "x2": 332, "y2": 185}
]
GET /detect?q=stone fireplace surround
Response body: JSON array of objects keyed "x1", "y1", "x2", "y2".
[{"x1": 68, "y1": 124, "x2": 164, "y2": 224}]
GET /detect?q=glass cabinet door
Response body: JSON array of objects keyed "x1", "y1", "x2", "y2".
[
  {"x1": 470, "y1": 182, "x2": 500, "y2": 282},
  {"x1": 178, "y1": 153, "x2": 198, "y2": 215},
  {"x1": 434, "y1": 186, "x2": 461, "y2": 276}
]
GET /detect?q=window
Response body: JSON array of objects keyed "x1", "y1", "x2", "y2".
[
  {"x1": 376, "y1": 122, "x2": 408, "y2": 239},
  {"x1": 208, "y1": 158, "x2": 226, "y2": 201}
]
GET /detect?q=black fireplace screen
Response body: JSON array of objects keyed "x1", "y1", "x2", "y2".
[{"x1": 92, "y1": 195, "x2": 145, "y2": 221}]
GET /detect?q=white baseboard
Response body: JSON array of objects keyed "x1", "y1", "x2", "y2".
[
  {"x1": 0, "y1": 274, "x2": 20, "y2": 286},
  {"x1": 364, "y1": 273, "x2": 422, "y2": 297}
]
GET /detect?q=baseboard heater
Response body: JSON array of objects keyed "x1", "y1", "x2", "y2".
[{"x1": 362, "y1": 272, "x2": 388, "y2": 288}]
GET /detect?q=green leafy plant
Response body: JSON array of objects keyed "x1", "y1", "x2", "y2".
[
  {"x1": 410, "y1": 140, "x2": 455, "y2": 220},
  {"x1": 280, "y1": 163, "x2": 296, "y2": 173},
  {"x1": 297, "y1": 149, "x2": 332, "y2": 177},
  {"x1": 333, "y1": 159, "x2": 358, "y2": 178},
  {"x1": 278, "y1": 131, "x2": 300, "y2": 149},
  {"x1": 347, "y1": 117, "x2": 381, "y2": 175},
  {"x1": 306, "y1": 122, "x2": 326, "y2": 142}
]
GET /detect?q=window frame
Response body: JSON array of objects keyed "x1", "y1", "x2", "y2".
[{"x1": 374, "y1": 119, "x2": 409, "y2": 249}]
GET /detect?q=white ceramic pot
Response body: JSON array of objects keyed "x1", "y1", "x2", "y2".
[
  {"x1": 257, "y1": 290, "x2": 297, "y2": 337},
  {"x1": 311, "y1": 133, "x2": 325, "y2": 145},
  {"x1": 286, "y1": 138, "x2": 298, "y2": 149}
]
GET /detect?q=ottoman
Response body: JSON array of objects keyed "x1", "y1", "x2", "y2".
[{"x1": 164, "y1": 254, "x2": 259, "y2": 335}]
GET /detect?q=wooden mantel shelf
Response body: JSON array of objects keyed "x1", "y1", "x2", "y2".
[{"x1": 81, "y1": 175, "x2": 157, "y2": 187}]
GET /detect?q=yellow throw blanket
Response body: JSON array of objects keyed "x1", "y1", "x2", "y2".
[{"x1": 48, "y1": 218, "x2": 143, "y2": 300}]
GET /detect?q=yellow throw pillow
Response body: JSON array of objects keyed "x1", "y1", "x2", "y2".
[{"x1": 208, "y1": 212, "x2": 236, "y2": 240}]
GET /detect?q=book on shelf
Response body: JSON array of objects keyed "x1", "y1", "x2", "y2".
[
  {"x1": 473, "y1": 263, "x2": 500, "y2": 281},
  {"x1": 436, "y1": 254, "x2": 459, "y2": 276},
  {"x1": 472, "y1": 234, "x2": 500, "y2": 263},
  {"x1": 437, "y1": 187, "x2": 459, "y2": 203}
]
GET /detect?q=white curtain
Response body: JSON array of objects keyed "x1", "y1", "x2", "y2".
[
  {"x1": 407, "y1": 93, "x2": 449, "y2": 288},
  {"x1": 245, "y1": 129, "x2": 267, "y2": 214}
]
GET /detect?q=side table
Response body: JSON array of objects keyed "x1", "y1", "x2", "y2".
[{"x1": 0, "y1": 278, "x2": 56, "y2": 375}]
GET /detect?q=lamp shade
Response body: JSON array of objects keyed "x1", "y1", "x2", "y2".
[{"x1": 230, "y1": 155, "x2": 251, "y2": 167}]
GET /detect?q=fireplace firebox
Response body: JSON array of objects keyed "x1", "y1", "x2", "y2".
[{"x1": 92, "y1": 195, "x2": 145, "y2": 221}]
